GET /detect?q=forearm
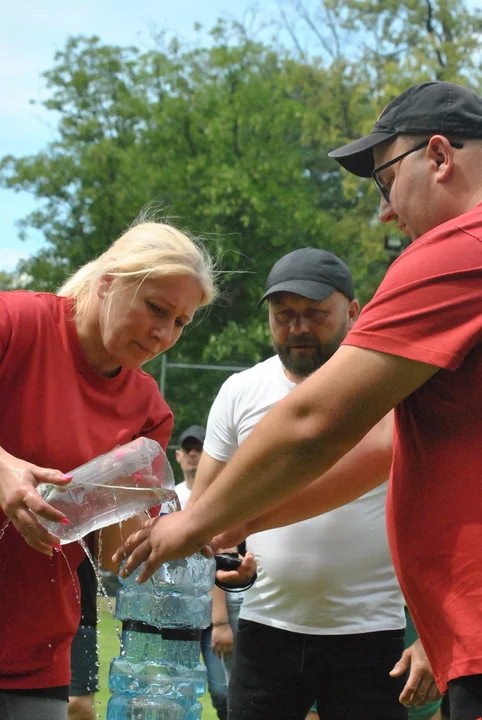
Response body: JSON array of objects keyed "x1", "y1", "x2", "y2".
[
  {"x1": 186, "y1": 393, "x2": 366, "y2": 544},
  {"x1": 247, "y1": 423, "x2": 391, "y2": 533},
  {"x1": 184, "y1": 346, "x2": 417, "y2": 545},
  {"x1": 210, "y1": 584, "x2": 229, "y2": 624},
  {"x1": 187, "y1": 453, "x2": 227, "y2": 507}
]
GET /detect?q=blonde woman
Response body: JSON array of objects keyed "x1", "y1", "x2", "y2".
[{"x1": 0, "y1": 220, "x2": 215, "y2": 720}]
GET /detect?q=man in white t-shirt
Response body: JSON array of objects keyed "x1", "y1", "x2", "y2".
[{"x1": 188, "y1": 249, "x2": 434, "y2": 720}]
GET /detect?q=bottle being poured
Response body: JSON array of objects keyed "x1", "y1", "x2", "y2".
[{"x1": 36, "y1": 437, "x2": 176, "y2": 544}]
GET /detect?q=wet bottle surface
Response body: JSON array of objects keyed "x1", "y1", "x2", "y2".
[
  {"x1": 37, "y1": 437, "x2": 176, "y2": 543},
  {"x1": 107, "y1": 552, "x2": 216, "y2": 719}
]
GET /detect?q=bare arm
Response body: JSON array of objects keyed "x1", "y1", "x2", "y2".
[
  {"x1": 183, "y1": 346, "x2": 436, "y2": 542},
  {"x1": 212, "y1": 412, "x2": 393, "y2": 550},
  {"x1": 250, "y1": 411, "x2": 393, "y2": 531},
  {"x1": 116, "y1": 346, "x2": 438, "y2": 580},
  {"x1": 210, "y1": 584, "x2": 234, "y2": 658}
]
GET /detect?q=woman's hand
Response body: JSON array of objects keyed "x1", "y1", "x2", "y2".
[
  {"x1": 211, "y1": 622, "x2": 234, "y2": 659},
  {"x1": 0, "y1": 451, "x2": 72, "y2": 555}
]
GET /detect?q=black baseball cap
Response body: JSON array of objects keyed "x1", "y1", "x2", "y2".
[
  {"x1": 178, "y1": 425, "x2": 206, "y2": 448},
  {"x1": 257, "y1": 248, "x2": 354, "y2": 307},
  {"x1": 329, "y1": 81, "x2": 482, "y2": 178}
]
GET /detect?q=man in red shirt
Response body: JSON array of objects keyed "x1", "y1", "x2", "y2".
[{"x1": 118, "y1": 82, "x2": 482, "y2": 720}]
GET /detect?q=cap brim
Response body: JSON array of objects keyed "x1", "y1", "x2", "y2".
[
  {"x1": 328, "y1": 131, "x2": 398, "y2": 178},
  {"x1": 257, "y1": 280, "x2": 336, "y2": 308}
]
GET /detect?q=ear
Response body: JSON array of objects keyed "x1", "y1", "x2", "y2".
[
  {"x1": 97, "y1": 274, "x2": 114, "y2": 300},
  {"x1": 175, "y1": 449, "x2": 182, "y2": 464},
  {"x1": 427, "y1": 135, "x2": 454, "y2": 183},
  {"x1": 347, "y1": 298, "x2": 360, "y2": 329}
]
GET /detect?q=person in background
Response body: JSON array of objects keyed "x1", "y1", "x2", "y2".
[
  {"x1": 0, "y1": 219, "x2": 216, "y2": 720},
  {"x1": 188, "y1": 249, "x2": 437, "y2": 720},
  {"x1": 68, "y1": 539, "x2": 98, "y2": 720},
  {"x1": 117, "y1": 82, "x2": 482, "y2": 720}
]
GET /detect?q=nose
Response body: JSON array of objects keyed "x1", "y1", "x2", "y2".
[
  {"x1": 378, "y1": 196, "x2": 397, "y2": 224},
  {"x1": 290, "y1": 314, "x2": 310, "y2": 333},
  {"x1": 151, "y1": 322, "x2": 175, "y2": 350}
]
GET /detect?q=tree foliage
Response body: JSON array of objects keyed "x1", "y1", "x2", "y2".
[{"x1": 1, "y1": 0, "x2": 481, "y2": 428}]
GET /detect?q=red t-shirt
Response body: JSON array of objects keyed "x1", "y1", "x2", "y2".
[
  {"x1": 344, "y1": 203, "x2": 482, "y2": 691},
  {"x1": 0, "y1": 292, "x2": 173, "y2": 690}
]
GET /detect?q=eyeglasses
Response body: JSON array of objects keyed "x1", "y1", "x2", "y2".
[{"x1": 371, "y1": 138, "x2": 464, "y2": 203}]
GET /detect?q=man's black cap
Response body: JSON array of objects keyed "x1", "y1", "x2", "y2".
[
  {"x1": 257, "y1": 248, "x2": 354, "y2": 307},
  {"x1": 178, "y1": 425, "x2": 206, "y2": 448},
  {"x1": 329, "y1": 81, "x2": 482, "y2": 178}
]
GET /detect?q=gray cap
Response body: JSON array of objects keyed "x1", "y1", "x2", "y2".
[
  {"x1": 258, "y1": 248, "x2": 354, "y2": 307},
  {"x1": 178, "y1": 425, "x2": 206, "y2": 447}
]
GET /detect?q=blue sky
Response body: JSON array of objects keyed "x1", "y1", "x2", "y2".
[{"x1": 0, "y1": 0, "x2": 282, "y2": 271}]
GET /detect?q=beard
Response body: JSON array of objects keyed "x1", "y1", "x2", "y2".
[{"x1": 274, "y1": 324, "x2": 348, "y2": 378}]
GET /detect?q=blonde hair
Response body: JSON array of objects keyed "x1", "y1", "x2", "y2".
[{"x1": 57, "y1": 221, "x2": 216, "y2": 318}]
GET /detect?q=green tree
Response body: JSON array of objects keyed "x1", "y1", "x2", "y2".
[{"x1": 1, "y1": 2, "x2": 481, "y2": 425}]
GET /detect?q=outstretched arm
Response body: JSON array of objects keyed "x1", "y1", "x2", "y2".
[
  {"x1": 186, "y1": 453, "x2": 227, "y2": 506},
  {"x1": 212, "y1": 412, "x2": 393, "y2": 551},
  {"x1": 115, "y1": 345, "x2": 437, "y2": 581}
]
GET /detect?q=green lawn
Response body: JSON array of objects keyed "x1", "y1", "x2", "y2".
[{"x1": 96, "y1": 601, "x2": 218, "y2": 720}]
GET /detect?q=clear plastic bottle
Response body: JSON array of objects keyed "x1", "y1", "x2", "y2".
[
  {"x1": 37, "y1": 437, "x2": 176, "y2": 544},
  {"x1": 107, "y1": 550, "x2": 216, "y2": 720}
]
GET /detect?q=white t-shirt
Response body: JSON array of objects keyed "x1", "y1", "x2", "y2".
[
  {"x1": 174, "y1": 480, "x2": 192, "y2": 511},
  {"x1": 204, "y1": 355, "x2": 404, "y2": 635}
]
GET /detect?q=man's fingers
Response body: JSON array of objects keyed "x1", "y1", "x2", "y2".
[
  {"x1": 136, "y1": 551, "x2": 162, "y2": 584},
  {"x1": 112, "y1": 528, "x2": 149, "y2": 565},
  {"x1": 413, "y1": 674, "x2": 435, "y2": 704},
  {"x1": 426, "y1": 681, "x2": 441, "y2": 702},
  {"x1": 390, "y1": 648, "x2": 410, "y2": 676},
  {"x1": 399, "y1": 674, "x2": 420, "y2": 705},
  {"x1": 410, "y1": 676, "x2": 441, "y2": 707}
]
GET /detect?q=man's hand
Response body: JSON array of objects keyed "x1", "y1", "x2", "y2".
[
  {"x1": 112, "y1": 511, "x2": 258, "y2": 587},
  {"x1": 112, "y1": 510, "x2": 211, "y2": 583},
  {"x1": 390, "y1": 638, "x2": 441, "y2": 707},
  {"x1": 215, "y1": 551, "x2": 257, "y2": 588},
  {"x1": 211, "y1": 622, "x2": 234, "y2": 659},
  {"x1": 0, "y1": 452, "x2": 72, "y2": 555}
]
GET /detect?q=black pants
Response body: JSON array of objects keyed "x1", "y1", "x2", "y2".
[
  {"x1": 228, "y1": 620, "x2": 408, "y2": 720},
  {"x1": 448, "y1": 674, "x2": 482, "y2": 720}
]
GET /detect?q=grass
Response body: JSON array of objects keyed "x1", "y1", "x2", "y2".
[{"x1": 95, "y1": 600, "x2": 218, "y2": 720}]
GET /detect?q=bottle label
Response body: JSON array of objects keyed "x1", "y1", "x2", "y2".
[{"x1": 122, "y1": 620, "x2": 202, "y2": 642}]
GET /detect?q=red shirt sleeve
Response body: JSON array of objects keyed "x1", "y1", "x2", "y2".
[{"x1": 344, "y1": 213, "x2": 482, "y2": 371}]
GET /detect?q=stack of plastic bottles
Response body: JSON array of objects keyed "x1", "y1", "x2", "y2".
[{"x1": 107, "y1": 549, "x2": 216, "y2": 719}]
